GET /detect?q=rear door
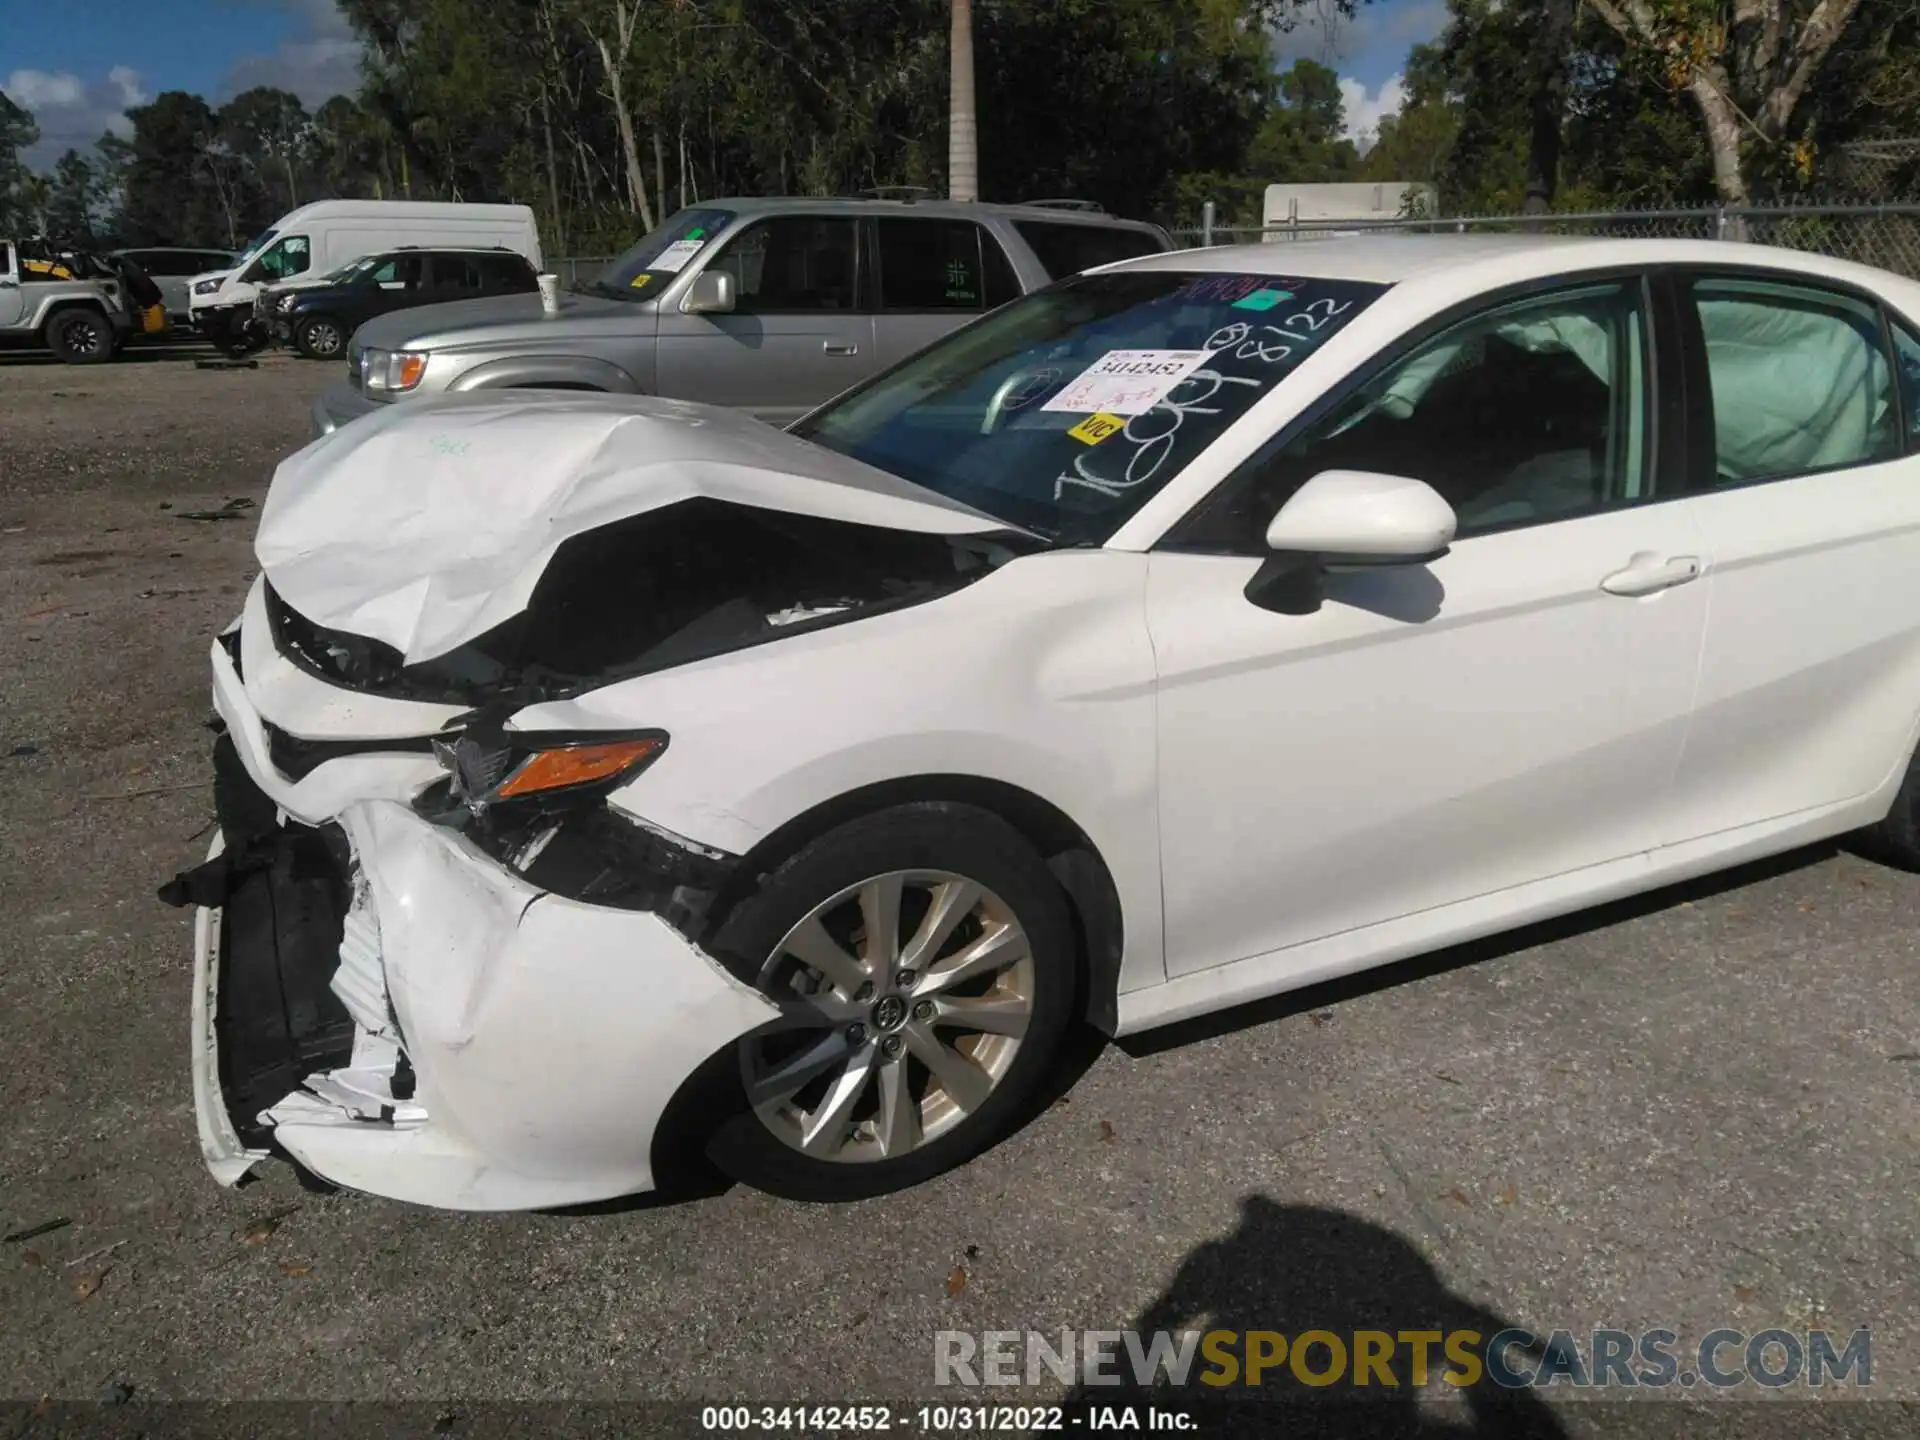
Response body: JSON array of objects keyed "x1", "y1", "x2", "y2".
[
  {"x1": 653, "y1": 215, "x2": 874, "y2": 425},
  {"x1": 1659, "y1": 268, "x2": 1920, "y2": 842},
  {"x1": 868, "y1": 216, "x2": 1024, "y2": 371}
]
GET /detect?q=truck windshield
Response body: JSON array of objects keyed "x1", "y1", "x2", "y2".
[
  {"x1": 795, "y1": 270, "x2": 1388, "y2": 544},
  {"x1": 588, "y1": 208, "x2": 735, "y2": 300},
  {"x1": 236, "y1": 228, "x2": 277, "y2": 264}
]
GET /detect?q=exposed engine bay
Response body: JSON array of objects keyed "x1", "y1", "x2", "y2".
[{"x1": 264, "y1": 497, "x2": 1025, "y2": 707}]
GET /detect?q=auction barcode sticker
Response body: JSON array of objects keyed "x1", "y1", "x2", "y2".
[{"x1": 1041, "y1": 349, "x2": 1210, "y2": 416}]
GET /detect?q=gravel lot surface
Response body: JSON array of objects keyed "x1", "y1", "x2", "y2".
[{"x1": 1, "y1": 347, "x2": 1916, "y2": 1438}]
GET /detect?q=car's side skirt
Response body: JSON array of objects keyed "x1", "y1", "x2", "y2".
[{"x1": 1115, "y1": 782, "x2": 1898, "y2": 1036}]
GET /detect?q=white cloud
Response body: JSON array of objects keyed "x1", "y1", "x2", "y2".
[
  {"x1": 1339, "y1": 73, "x2": 1410, "y2": 153},
  {"x1": 222, "y1": 0, "x2": 363, "y2": 106},
  {"x1": 5, "y1": 70, "x2": 85, "y2": 112},
  {"x1": 1272, "y1": 0, "x2": 1449, "y2": 77},
  {"x1": 107, "y1": 66, "x2": 149, "y2": 108},
  {"x1": 4, "y1": 68, "x2": 145, "y2": 170}
]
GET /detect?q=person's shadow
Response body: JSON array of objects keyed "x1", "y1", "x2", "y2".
[{"x1": 1065, "y1": 1197, "x2": 1568, "y2": 1439}]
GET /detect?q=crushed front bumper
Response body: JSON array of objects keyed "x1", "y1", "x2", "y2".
[
  {"x1": 184, "y1": 616, "x2": 781, "y2": 1210},
  {"x1": 187, "y1": 788, "x2": 779, "y2": 1210}
]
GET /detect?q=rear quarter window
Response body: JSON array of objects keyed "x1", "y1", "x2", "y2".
[{"x1": 1014, "y1": 221, "x2": 1166, "y2": 280}]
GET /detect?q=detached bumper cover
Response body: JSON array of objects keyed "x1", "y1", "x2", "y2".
[
  {"x1": 182, "y1": 638, "x2": 779, "y2": 1209},
  {"x1": 186, "y1": 795, "x2": 778, "y2": 1210}
]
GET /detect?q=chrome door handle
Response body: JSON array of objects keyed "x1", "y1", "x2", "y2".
[
  {"x1": 822, "y1": 341, "x2": 859, "y2": 356},
  {"x1": 1600, "y1": 553, "x2": 1701, "y2": 597}
]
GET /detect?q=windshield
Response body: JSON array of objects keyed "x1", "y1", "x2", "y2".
[
  {"x1": 591, "y1": 207, "x2": 734, "y2": 299},
  {"x1": 795, "y1": 270, "x2": 1388, "y2": 543},
  {"x1": 236, "y1": 228, "x2": 277, "y2": 264},
  {"x1": 321, "y1": 254, "x2": 380, "y2": 284}
]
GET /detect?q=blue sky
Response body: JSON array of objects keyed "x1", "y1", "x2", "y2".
[{"x1": 4, "y1": 0, "x2": 1447, "y2": 170}]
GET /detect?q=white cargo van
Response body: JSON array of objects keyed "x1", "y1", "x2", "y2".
[{"x1": 188, "y1": 200, "x2": 541, "y2": 353}]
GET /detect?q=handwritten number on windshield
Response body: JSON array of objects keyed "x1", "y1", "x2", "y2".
[{"x1": 1052, "y1": 297, "x2": 1353, "y2": 502}]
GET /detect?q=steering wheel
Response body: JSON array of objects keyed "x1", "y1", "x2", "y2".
[{"x1": 980, "y1": 366, "x2": 1058, "y2": 436}]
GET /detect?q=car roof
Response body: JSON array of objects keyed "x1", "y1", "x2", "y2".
[
  {"x1": 378, "y1": 246, "x2": 530, "y2": 255},
  {"x1": 1112, "y1": 232, "x2": 1910, "y2": 292},
  {"x1": 701, "y1": 195, "x2": 1163, "y2": 230}
]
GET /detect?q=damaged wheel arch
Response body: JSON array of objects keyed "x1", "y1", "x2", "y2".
[{"x1": 698, "y1": 775, "x2": 1126, "y2": 1035}]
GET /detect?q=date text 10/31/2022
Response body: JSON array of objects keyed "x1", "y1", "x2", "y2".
[{"x1": 699, "y1": 1405, "x2": 1197, "y2": 1432}]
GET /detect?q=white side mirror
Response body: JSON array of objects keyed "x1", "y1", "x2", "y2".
[
  {"x1": 1266, "y1": 469, "x2": 1456, "y2": 558},
  {"x1": 1248, "y1": 470, "x2": 1455, "y2": 615}
]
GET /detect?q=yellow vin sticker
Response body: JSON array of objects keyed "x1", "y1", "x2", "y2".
[{"x1": 1068, "y1": 412, "x2": 1126, "y2": 445}]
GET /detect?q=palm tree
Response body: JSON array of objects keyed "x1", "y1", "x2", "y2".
[{"x1": 949, "y1": 0, "x2": 978, "y2": 201}]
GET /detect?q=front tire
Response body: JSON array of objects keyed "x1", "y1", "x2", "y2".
[
  {"x1": 45, "y1": 308, "x2": 113, "y2": 364},
  {"x1": 294, "y1": 314, "x2": 347, "y2": 360},
  {"x1": 705, "y1": 803, "x2": 1077, "y2": 1201},
  {"x1": 1859, "y1": 745, "x2": 1920, "y2": 870}
]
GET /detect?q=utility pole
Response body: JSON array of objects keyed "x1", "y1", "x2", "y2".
[{"x1": 949, "y1": 0, "x2": 978, "y2": 201}]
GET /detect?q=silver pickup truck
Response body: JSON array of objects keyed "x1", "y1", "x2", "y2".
[
  {"x1": 313, "y1": 197, "x2": 1170, "y2": 435},
  {"x1": 0, "y1": 239, "x2": 138, "y2": 363}
]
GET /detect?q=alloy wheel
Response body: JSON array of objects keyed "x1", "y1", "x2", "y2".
[
  {"x1": 742, "y1": 870, "x2": 1035, "y2": 1163},
  {"x1": 304, "y1": 320, "x2": 343, "y2": 357},
  {"x1": 65, "y1": 317, "x2": 104, "y2": 356}
]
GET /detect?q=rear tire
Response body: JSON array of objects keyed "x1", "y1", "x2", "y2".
[
  {"x1": 44, "y1": 307, "x2": 114, "y2": 364},
  {"x1": 294, "y1": 314, "x2": 347, "y2": 360},
  {"x1": 704, "y1": 803, "x2": 1077, "y2": 1201},
  {"x1": 1858, "y1": 745, "x2": 1920, "y2": 871}
]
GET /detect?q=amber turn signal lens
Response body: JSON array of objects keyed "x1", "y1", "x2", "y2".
[
  {"x1": 393, "y1": 352, "x2": 429, "y2": 391},
  {"x1": 496, "y1": 739, "x2": 663, "y2": 798}
]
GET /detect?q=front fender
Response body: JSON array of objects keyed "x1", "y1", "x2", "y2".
[{"x1": 448, "y1": 353, "x2": 643, "y2": 394}]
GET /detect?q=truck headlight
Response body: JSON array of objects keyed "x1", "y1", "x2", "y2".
[
  {"x1": 193, "y1": 277, "x2": 224, "y2": 296},
  {"x1": 363, "y1": 348, "x2": 429, "y2": 394}
]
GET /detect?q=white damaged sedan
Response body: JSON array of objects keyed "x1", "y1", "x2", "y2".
[{"x1": 170, "y1": 236, "x2": 1920, "y2": 1209}]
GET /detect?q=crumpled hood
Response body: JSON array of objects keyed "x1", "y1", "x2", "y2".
[{"x1": 256, "y1": 390, "x2": 1009, "y2": 663}]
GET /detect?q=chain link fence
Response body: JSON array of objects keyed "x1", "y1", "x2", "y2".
[{"x1": 1168, "y1": 203, "x2": 1920, "y2": 280}]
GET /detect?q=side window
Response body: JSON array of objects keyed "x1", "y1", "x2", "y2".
[
  {"x1": 1173, "y1": 281, "x2": 1650, "y2": 553},
  {"x1": 0, "y1": 241, "x2": 13, "y2": 277},
  {"x1": 1891, "y1": 318, "x2": 1920, "y2": 451},
  {"x1": 432, "y1": 255, "x2": 486, "y2": 291},
  {"x1": 480, "y1": 254, "x2": 533, "y2": 288},
  {"x1": 1690, "y1": 277, "x2": 1897, "y2": 484},
  {"x1": 1013, "y1": 221, "x2": 1163, "y2": 279},
  {"x1": 876, "y1": 218, "x2": 995, "y2": 311},
  {"x1": 705, "y1": 217, "x2": 857, "y2": 313},
  {"x1": 256, "y1": 235, "x2": 311, "y2": 280}
]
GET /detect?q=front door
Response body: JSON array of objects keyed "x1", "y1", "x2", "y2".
[
  {"x1": 0, "y1": 242, "x2": 23, "y2": 327},
  {"x1": 654, "y1": 215, "x2": 874, "y2": 425},
  {"x1": 1147, "y1": 276, "x2": 1710, "y2": 976}
]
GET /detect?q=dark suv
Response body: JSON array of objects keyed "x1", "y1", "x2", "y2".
[{"x1": 266, "y1": 248, "x2": 538, "y2": 360}]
